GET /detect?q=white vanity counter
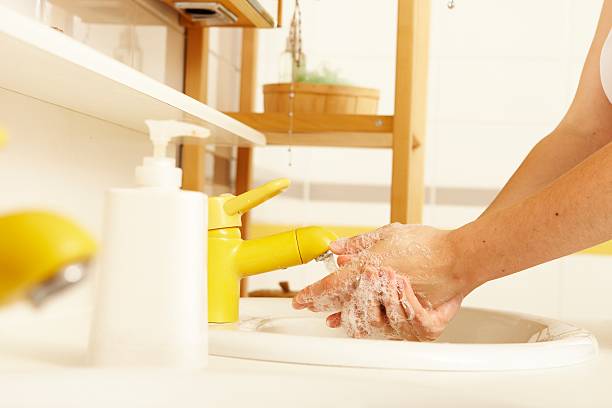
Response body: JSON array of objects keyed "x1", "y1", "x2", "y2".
[{"x1": 0, "y1": 289, "x2": 610, "y2": 408}]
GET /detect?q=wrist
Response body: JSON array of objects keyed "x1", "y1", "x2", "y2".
[{"x1": 446, "y1": 224, "x2": 485, "y2": 297}]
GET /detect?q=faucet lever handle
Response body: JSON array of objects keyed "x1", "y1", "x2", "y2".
[{"x1": 224, "y1": 178, "x2": 290, "y2": 216}]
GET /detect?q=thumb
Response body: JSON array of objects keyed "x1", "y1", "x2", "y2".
[
  {"x1": 433, "y1": 294, "x2": 463, "y2": 324},
  {"x1": 330, "y1": 227, "x2": 388, "y2": 255}
]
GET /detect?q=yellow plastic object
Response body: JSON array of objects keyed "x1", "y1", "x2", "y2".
[
  {"x1": 0, "y1": 211, "x2": 96, "y2": 303},
  {"x1": 207, "y1": 178, "x2": 337, "y2": 323},
  {"x1": 208, "y1": 178, "x2": 290, "y2": 230},
  {"x1": 296, "y1": 227, "x2": 338, "y2": 263}
]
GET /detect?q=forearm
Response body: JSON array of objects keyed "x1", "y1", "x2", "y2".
[
  {"x1": 452, "y1": 141, "x2": 612, "y2": 293},
  {"x1": 482, "y1": 125, "x2": 610, "y2": 217},
  {"x1": 483, "y1": 0, "x2": 612, "y2": 217}
]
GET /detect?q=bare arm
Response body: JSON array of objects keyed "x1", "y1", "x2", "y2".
[
  {"x1": 293, "y1": 3, "x2": 612, "y2": 341},
  {"x1": 294, "y1": 145, "x2": 611, "y2": 340},
  {"x1": 455, "y1": 141, "x2": 612, "y2": 292},
  {"x1": 482, "y1": 0, "x2": 612, "y2": 217}
]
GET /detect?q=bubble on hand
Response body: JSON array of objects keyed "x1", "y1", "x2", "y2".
[{"x1": 340, "y1": 269, "x2": 402, "y2": 340}]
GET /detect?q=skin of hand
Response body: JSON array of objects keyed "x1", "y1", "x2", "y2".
[{"x1": 292, "y1": 223, "x2": 468, "y2": 341}]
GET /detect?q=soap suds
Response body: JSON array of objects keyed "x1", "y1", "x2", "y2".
[
  {"x1": 307, "y1": 224, "x2": 453, "y2": 340},
  {"x1": 339, "y1": 268, "x2": 415, "y2": 340}
]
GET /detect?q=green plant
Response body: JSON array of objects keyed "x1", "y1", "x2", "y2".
[{"x1": 295, "y1": 65, "x2": 350, "y2": 85}]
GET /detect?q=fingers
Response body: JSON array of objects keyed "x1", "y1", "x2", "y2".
[
  {"x1": 340, "y1": 268, "x2": 375, "y2": 338},
  {"x1": 398, "y1": 277, "x2": 462, "y2": 342},
  {"x1": 340, "y1": 268, "x2": 401, "y2": 339},
  {"x1": 379, "y1": 271, "x2": 418, "y2": 341},
  {"x1": 298, "y1": 267, "x2": 460, "y2": 342},
  {"x1": 336, "y1": 254, "x2": 353, "y2": 267},
  {"x1": 326, "y1": 312, "x2": 342, "y2": 328},
  {"x1": 329, "y1": 225, "x2": 392, "y2": 255},
  {"x1": 292, "y1": 267, "x2": 358, "y2": 312},
  {"x1": 327, "y1": 269, "x2": 396, "y2": 338},
  {"x1": 329, "y1": 233, "x2": 378, "y2": 255},
  {"x1": 433, "y1": 293, "x2": 463, "y2": 325},
  {"x1": 360, "y1": 295, "x2": 388, "y2": 338},
  {"x1": 397, "y1": 279, "x2": 436, "y2": 341},
  {"x1": 293, "y1": 250, "x2": 383, "y2": 311},
  {"x1": 337, "y1": 250, "x2": 383, "y2": 268}
]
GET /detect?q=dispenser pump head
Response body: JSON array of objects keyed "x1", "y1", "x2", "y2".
[{"x1": 136, "y1": 120, "x2": 210, "y2": 188}]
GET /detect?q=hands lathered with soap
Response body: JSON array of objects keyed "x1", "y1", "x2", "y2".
[{"x1": 292, "y1": 223, "x2": 470, "y2": 341}]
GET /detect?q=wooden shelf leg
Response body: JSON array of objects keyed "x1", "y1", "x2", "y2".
[
  {"x1": 181, "y1": 26, "x2": 209, "y2": 191},
  {"x1": 390, "y1": 0, "x2": 431, "y2": 224},
  {"x1": 238, "y1": 28, "x2": 258, "y2": 297}
]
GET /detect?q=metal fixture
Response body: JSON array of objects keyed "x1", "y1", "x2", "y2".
[
  {"x1": 28, "y1": 263, "x2": 87, "y2": 307},
  {"x1": 174, "y1": 2, "x2": 238, "y2": 25}
]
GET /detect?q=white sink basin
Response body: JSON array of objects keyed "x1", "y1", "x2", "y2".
[{"x1": 209, "y1": 298, "x2": 598, "y2": 371}]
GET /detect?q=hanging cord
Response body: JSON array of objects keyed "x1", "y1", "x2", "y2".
[
  {"x1": 286, "y1": 0, "x2": 302, "y2": 166},
  {"x1": 288, "y1": 0, "x2": 303, "y2": 72}
]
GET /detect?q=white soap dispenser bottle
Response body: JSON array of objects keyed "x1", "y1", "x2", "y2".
[{"x1": 89, "y1": 120, "x2": 209, "y2": 368}]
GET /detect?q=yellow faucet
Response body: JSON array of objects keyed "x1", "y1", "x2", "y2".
[
  {"x1": 0, "y1": 211, "x2": 96, "y2": 305},
  {"x1": 0, "y1": 130, "x2": 96, "y2": 306},
  {"x1": 208, "y1": 178, "x2": 337, "y2": 323}
]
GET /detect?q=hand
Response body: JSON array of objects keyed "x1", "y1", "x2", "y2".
[{"x1": 292, "y1": 223, "x2": 471, "y2": 341}]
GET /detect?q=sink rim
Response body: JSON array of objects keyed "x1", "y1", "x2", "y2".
[{"x1": 209, "y1": 298, "x2": 598, "y2": 371}]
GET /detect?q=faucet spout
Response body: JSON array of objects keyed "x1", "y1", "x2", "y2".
[
  {"x1": 237, "y1": 227, "x2": 337, "y2": 278},
  {"x1": 208, "y1": 225, "x2": 337, "y2": 323}
]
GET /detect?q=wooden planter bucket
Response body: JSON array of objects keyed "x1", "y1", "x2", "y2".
[{"x1": 263, "y1": 82, "x2": 380, "y2": 114}]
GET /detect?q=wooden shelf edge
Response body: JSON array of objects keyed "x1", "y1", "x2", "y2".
[
  {"x1": 226, "y1": 112, "x2": 393, "y2": 132},
  {"x1": 265, "y1": 132, "x2": 392, "y2": 148},
  {"x1": 228, "y1": 0, "x2": 275, "y2": 27},
  {"x1": 162, "y1": 0, "x2": 275, "y2": 28},
  {"x1": 262, "y1": 132, "x2": 420, "y2": 149},
  {"x1": 223, "y1": 112, "x2": 425, "y2": 149}
]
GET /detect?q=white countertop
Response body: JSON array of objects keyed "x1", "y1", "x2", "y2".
[
  {"x1": 206, "y1": 320, "x2": 612, "y2": 408},
  {"x1": 0, "y1": 288, "x2": 610, "y2": 408}
]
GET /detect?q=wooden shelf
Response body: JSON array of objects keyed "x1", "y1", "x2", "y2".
[
  {"x1": 162, "y1": 0, "x2": 276, "y2": 28},
  {"x1": 226, "y1": 112, "x2": 421, "y2": 149},
  {"x1": 0, "y1": 5, "x2": 265, "y2": 147}
]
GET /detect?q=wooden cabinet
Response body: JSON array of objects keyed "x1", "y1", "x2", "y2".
[{"x1": 161, "y1": 0, "x2": 280, "y2": 28}]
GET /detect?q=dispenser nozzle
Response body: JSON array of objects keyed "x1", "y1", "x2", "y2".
[
  {"x1": 136, "y1": 120, "x2": 211, "y2": 188},
  {"x1": 145, "y1": 120, "x2": 211, "y2": 159}
]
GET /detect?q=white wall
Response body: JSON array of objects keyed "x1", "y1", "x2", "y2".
[
  {"x1": 0, "y1": 90, "x2": 149, "y2": 237},
  {"x1": 0, "y1": 0, "x2": 185, "y2": 237},
  {"x1": 426, "y1": 0, "x2": 610, "y2": 321},
  {"x1": 246, "y1": 0, "x2": 612, "y2": 322}
]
